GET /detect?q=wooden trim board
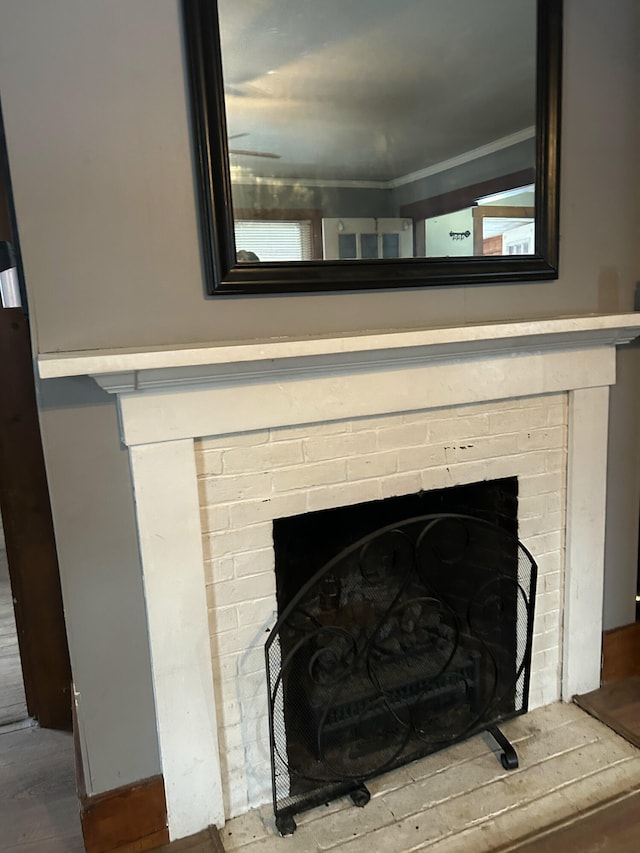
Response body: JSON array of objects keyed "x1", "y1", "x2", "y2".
[
  {"x1": 601, "y1": 621, "x2": 640, "y2": 683},
  {"x1": 574, "y1": 676, "x2": 640, "y2": 750},
  {"x1": 80, "y1": 775, "x2": 169, "y2": 853}
]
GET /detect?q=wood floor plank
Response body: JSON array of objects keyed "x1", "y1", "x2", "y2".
[
  {"x1": 0, "y1": 726, "x2": 82, "y2": 851},
  {"x1": 574, "y1": 676, "x2": 640, "y2": 749},
  {"x1": 506, "y1": 789, "x2": 640, "y2": 853},
  {"x1": 0, "y1": 529, "x2": 27, "y2": 726}
]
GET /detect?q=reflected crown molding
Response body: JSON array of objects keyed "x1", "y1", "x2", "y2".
[{"x1": 231, "y1": 127, "x2": 536, "y2": 190}]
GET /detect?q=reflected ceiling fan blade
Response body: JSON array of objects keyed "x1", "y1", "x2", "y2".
[{"x1": 229, "y1": 148, "x2": 281, "y2": 159}]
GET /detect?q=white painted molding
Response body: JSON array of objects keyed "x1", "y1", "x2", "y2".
[
  {"x1": 563, "y1": 386, "x2": 610, "y2": 699},
  {"x1": 129, "y1": 440, "x2": 225, "y2": 837},
  {"x1": 114, "y1": 346, "x2": 616, "y2": 448},
  {"x1": 37, "y1": 315, "x2": 640, "y2": 389}
]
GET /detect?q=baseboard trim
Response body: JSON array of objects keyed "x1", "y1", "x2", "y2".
[
  {"x1": 80, "y1": 774, "x2": 169, "y2": 853},
  {"x1": 601, "y1": 621, "x2": 640, "y2": 684}
]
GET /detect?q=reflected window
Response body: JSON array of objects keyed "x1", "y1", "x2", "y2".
[{"x1": 234, "y1": 219, "x2": 314, "y2": 261}]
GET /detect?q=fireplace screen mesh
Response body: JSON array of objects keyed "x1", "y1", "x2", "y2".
[{"x1": 265, "y1": 513, "x2": 537, "y2": 831}]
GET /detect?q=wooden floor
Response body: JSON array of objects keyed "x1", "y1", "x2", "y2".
[
  {"x1": 506, "y1": 788, "x2": 640, "y2": 853},
  {"x1": 0, "y1": 724, "x2": 83, "y2": 852},
  {"x1": 575, "y1": 675, "x2": 640, "y2": 749},
  {"x1": 0, "y1": 515, "x2": 28, "y2": 726}
]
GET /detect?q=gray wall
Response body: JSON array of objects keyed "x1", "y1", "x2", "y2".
[{"x1": 0, "y1": 0, "x2": 638, "y2": 794}]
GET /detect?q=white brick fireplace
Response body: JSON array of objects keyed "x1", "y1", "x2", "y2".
[{"x1": 38, "y1": 314, "x2": 640, "y2": 842}]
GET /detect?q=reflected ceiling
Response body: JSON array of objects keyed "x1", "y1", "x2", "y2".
[{"x1": 218, "y1": 0, "x2": 537, "y2": 182}]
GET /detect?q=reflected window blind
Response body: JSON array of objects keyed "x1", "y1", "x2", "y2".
[{"x1": 234, "y1": 220, "x2": 312, "y2": 261}]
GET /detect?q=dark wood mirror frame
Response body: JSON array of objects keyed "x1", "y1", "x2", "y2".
[{"x1": 182, "y1": 0, "x2": 562, "y2": 296}]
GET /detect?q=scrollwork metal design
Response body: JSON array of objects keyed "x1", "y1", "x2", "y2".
[{"x1": 265, "y1": 513, "x2": 537, "y2": 828}]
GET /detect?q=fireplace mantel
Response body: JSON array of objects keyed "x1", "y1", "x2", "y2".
[
  {"x1": 35, "y1": 314, "x2": 640, "y2": 842},
  {"x1": 38, "y1": 314, "x2": 640, "y2": 390}
]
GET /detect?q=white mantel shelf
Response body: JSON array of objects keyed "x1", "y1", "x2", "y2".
[{"x1": 37, "y1": 314, "x2": 640, "y2": 391}]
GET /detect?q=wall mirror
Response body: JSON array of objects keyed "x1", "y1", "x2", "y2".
[{"x1": 182, "y1": 0, "x2": 561, "y2": 294}]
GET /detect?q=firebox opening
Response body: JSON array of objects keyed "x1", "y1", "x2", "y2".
[
  {"x1": 265, "y1": 477, "x2": 535, "y2": 833},
  {"x1": 273, "y1": 477, "x2": 518, "y2": 613}
]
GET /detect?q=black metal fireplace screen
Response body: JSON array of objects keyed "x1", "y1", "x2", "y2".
[{"x1": 265, "y1": 513, "x2": 537, "y2": 835}]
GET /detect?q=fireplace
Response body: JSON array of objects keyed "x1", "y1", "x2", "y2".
[
  {"x1": 266, "y1": 481, "x2": 537, "y2": 833},
  {"x1": 37, "y1": 314, "x2": 640, "y2": 841}
]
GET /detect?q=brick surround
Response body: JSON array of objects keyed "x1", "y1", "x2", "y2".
[{"x1": 196, "y1": 393, "x2": 567, "y2": 818}]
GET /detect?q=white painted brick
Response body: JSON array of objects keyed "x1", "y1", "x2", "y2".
[
  {"x1": 237, "y1": 597, "x2": 277, "y2": 628},
  {"x1": 541, "y1": 610, "x2": 562, "y2": 633},
  {"x1": 233, "y1": 671, "x2": 268, "y2": 704},
  {"x1": 547, "y1": 402, "x2": 567, "y2": 425},
  {"x1": 421, "y1": 462, "x2": 486, "y2": 492},
  {"x1": 199, "y1": 389, "x2": 574, "y2": 824},
  {"x1": 205, "y1": 523, "x2": 273, "y2": 558},
  {"x1": 489, "y1": 406, "x2": 548, "y2": 434},
  {"x1": 222, "y1": 441, "x2": 304, "y2": 475},
  {"x1": 517, "y1": 426, "x2": 566, "y2": 452},
  {"x1": 545, "y1": 490, "x2": 563, "y2": 514},
  {"x1": 214, "y1": 650, "x2": 241, "y2": 683},
  {"x1": 272, "y1": 459, "x2": 346, "y2": 492},
  {"x1": 397, "y1": 444, "x2": 446, "y2": 472},
  {"x1": 545, "y1": 448, "x2": 566, "y2": 472},
  {"x1": 447, "y1": 434, "x2": 521, "y2": 464},
  {"x1": 204, "y1": 556, "x2": 234, "y2": 584},
  {"x1": 306, "y1": 480, "x2": 382, "y2": 512},
  {"x1": 542, "y1": 572, "x2": 561, "y2": 594},
  {"x1": 485, "y1": 450, "x2": 547, "y2": 480},
  {"x1": 376, "y1": 422, "x2": 429, "y2": 450},
  {"x1": 195, "y1": 448, "x2": 223, "y2": 475},
  {"x1": 520, "y1": 471, "x2": 564, "y2": 497},
  {"x1": 347, "y1": 451, "x2": 397, "y2": 480},
  {"x1": 199, "y1": 429, "x2": 269, "y2": 450},
  {"x1": 380, "y1": 472, "x2": 423, "y2": 500},
  {"x1": 532, "y1": 628, "x2": 562, "y2": 656},
  {"x1": 303, "y1": 431, "x2": 378, "y2": 462},
  {"x1": 427, "y1": 415, "x2": 489, "y2": 442},
  {"x1": 243, "y1": 717, "x2": 271, "y2": 757},
  {"x1": 233, "y1": 549, "x2": 275, "y2": 579},
  {"x1": 215, "y1": 695, "x2": 242, "y2": 729},
  {"x1": 235, "y1": 647, "x2": 266, "y2": 678},
  {"x1": 206, "y1": 599, "x2": 238, "y2": 633},
  {"x1": 229, "y1": 493, "x2": 306, "y2": 526},
  {"x1": 216, "y1": 624, "x2": 272, "y2": 656},
  {"x1": 530, "y1": 550, "x2": 562, "y2": 575},
  {"x1": 212, "y1": 574, "x2": 277, "y2": 609},
  {"x1": 200, "y1": 504, "x2": 230, "y2": 534},
  {"x1": 221, "y1": 723, "x2": 246, "y2": 753},
  {"x1": 518, "y1": 494, "x2": 547, "y2": 520},
  {"x1": 519, "y1": 511, "x2": 563, "y2": 539},
  {"x1": 200, "y1": 471, "x2": 273, "y2": 504},
  {"x1": 535, "y1": 589, "x2": 562, "y2": 618}
]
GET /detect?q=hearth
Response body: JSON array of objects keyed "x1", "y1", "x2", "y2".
[{"x1": 266, "y1": 485, "x2": 537, "y2": 835}]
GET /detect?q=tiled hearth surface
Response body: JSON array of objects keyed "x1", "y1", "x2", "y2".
[{"x1": 220, "y1": 703, "x2": 640, "y2": 853}]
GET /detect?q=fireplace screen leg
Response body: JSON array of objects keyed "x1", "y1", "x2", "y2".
[
  {"x1": 349, "y1": 784, "x2": 371, "y2": 808},
  {"x1": 275, "y1": 813, "x2": 297, "y2": 836},
  {"x1": 487, "y1": 725, "x2": 519, "y2": 770}
]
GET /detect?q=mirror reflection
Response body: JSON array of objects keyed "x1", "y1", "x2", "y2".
[{"x1": 217, "y1": 0, "x2": 538, "y2": 263}]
